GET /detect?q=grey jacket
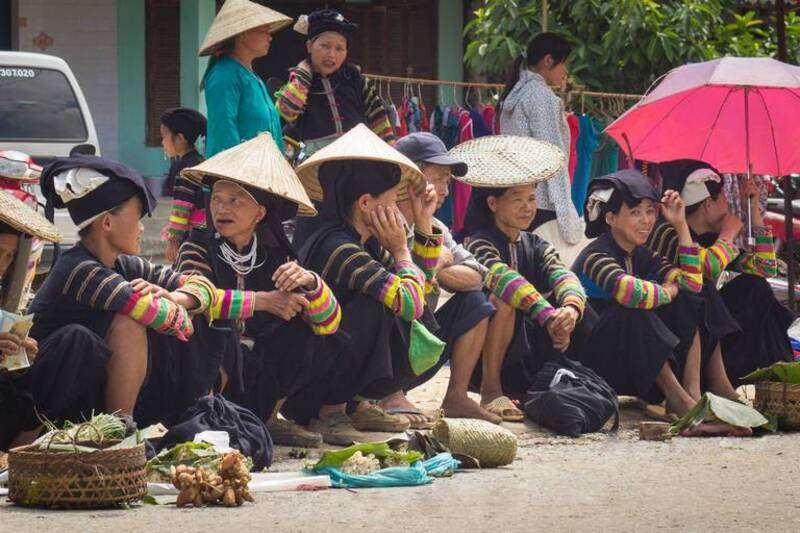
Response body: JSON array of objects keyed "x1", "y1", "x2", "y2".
[{"x1": 499, "y1": 69, "x2": 583, "y2": 244}]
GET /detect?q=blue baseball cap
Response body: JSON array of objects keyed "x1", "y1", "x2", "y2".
[{"x1": 395, "y1": 132, "x2": 468, "y2": 177}]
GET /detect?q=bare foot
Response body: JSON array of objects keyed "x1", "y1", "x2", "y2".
[
  {"x1": 441, "y1": 394, "x2": 502, "y2": 424},
  {"x1": 379, "y1": 391, "x2": 430, "y2": 427},
  {"x1": 666, "y1": 396, "x2": 696, "y2": 418},
  {"x1": 479, "y1": 388, "x2": 505, "y2": 406}
]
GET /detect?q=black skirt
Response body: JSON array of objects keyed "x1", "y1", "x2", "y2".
[
  {"x1": 402, "y1": 290, "x2": 495, "y2": 392},
  {"x1": 225, "y1": 317, "x2": 338, "y2": 421},
  {"x1": 135, "y1": 316, "x2": 232, "y2": 427},
  {"x1": 283, "y1": 295, "x2": 396, "y2": 424},
  {"x1": 470, "y1": 300, "x2": 597, "y2": 396},
  {"x1": 720, "y1": 274, "x2": 793, "y2": 385},
  {"x1": 579, "y1": 294, "x2": 701, "y2": 404},
  {"x1": 1, "y1": 324, "x2": 110, "y2": 450}
]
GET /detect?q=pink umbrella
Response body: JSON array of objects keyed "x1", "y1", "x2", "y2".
[{"x1": 606, "y1": 56, "x2": 800, "y2": 177}]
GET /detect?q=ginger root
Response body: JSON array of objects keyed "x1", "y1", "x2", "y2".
[{"x1": 170, "y1": 451, "x2": 253, "y2": 508}]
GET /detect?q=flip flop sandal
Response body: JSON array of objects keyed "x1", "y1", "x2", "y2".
[
  {"x1": 384, "y1": 408, "x2": 437, "y2": 430},
  {"x1": 350, "y1": 405, "x2": 411, "y2": 433},
  {"x1": 481, "y1": 396, "x2": 525, "y2": 422}
]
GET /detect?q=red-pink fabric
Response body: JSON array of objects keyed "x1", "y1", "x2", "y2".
[
  {"x1": 606, "y1": 57, "x2": 800, "y2": 175},
  {"x1": 482, "y1": 105, "x2": 497, "y2": 135},
  {"x1": 452, "y1": 110, "x2": 476, "y2": 234},
  {"x1": 567, "y1": 113, "x2": 579, "y2": 183}
]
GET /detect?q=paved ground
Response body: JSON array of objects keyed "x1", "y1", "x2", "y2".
[{"x1": 3, "y1": 369, "x2": 800, "y2": 532}]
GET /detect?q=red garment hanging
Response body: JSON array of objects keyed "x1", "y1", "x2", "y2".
[{"x1": 567, "y1": 113, "x2": 580, "y2": 184}]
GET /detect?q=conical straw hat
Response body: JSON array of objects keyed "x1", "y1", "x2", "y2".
[
  {"x1": 295, "y1": 123, "x2": 426, "y2": 203},
  {"x1": 449, "y1": 135, "x2": 565, "y2": 188},
  {"x1": 182, "y1": 134, "x2": 317, "y2": 216},
  {"x1": 0, "y1": 190, "x2": 61, "y2": 242},
  {"x1": 199, "y1": 0, "x2": 292, "y2": 56}
]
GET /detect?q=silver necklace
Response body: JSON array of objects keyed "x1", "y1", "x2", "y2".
[{"x1": 217, "y1": 233, "x2": 264, "y2": 276}]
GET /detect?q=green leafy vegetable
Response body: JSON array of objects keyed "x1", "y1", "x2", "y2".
[
  {"x1": 669, "y1": 393, "x2": 770, "y2": 434},
  {"x1": 312, "y1": 442, "x2": 424, "y2": 471},
  {"x1": 740, "y1": 361, "x2": 800, "y2": 384}
]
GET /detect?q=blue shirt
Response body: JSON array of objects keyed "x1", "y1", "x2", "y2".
[{"x1": 204, "y1": 55, "x2": 285, "y2": 157}]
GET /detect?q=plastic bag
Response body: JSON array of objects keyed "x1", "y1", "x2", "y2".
[{"x1": 314, "y1": 453, "x2": 460, "y2": 489}]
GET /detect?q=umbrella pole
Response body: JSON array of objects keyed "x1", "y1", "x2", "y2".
[
  {"x1": 786, "y1": 175, "x2": 796, "y2": 313},
  {"x1": 745, "y1": 88, "x2": 755, "y2": 246}
]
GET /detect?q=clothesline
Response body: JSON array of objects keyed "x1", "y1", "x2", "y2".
[{"x1": 363, "y1": 73, "x2": 642, "y2": 101}]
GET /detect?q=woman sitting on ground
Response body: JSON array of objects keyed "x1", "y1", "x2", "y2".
[
  {"x1": 458, "y1": 137, "x2": 589, "y2": 422},
  {"x1": 0, "y1": 191, "x2": 59, "y2": 450},
  {"x1": 573, "y1": 170, "x2": 727, "y2": 416},
  {"x1": 284, "y1": 125, "x2": 444, "y2": 445},
  {"x1": 649, "y1": 159, "x2": 792, "y2": 387},
  {"x1": 175, "y1": 134, "x2": 341, "y2": 448}
]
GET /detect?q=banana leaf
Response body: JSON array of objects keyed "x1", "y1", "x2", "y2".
[
  {"x1": 740, "y1": 361, "x2": 800, "y2": 384},
  {"x1": 669, "y1": 393, "x2": 770, "y2": 434},
  {"x1": 311, "y1": 442, "x2": 424, "y2": 471}
]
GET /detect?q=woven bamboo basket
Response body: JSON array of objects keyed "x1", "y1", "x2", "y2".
[
  {"x1": 7, "y1": 442, "x2": 147, "y2": 509},
  {"x1": 754, "y1": 381, "x2": 800, "y2": 430},
  {"x1": 432, "y1": 418, "x2": 517, "y2": 468}
]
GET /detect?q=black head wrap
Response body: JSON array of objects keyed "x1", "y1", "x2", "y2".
[
  {"x1": 584, "y1": 169, "x2": 661, "y2": 238},
  {"x1": 161, "y1": 107, "x2": 207, "y2": 145},
  {"x1": 40, "y1": 155, "x2": 156, "y2": 227},
  {"x1": 463, "y1": 186, "x2": 507, "y2": 236},
  {"x1": 317, "y1": 160, "x2": 402, "y2": 223},
  {"x1": 657, "y1": 159, "x2": 723, "y2": 207},
  {"x1": 307, "y1": 9, "x2": 357, "y2": 41}
]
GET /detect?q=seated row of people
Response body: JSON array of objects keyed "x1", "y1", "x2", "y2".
[{"x1": 0, "y1": 127, "x2": 792, "y2": 451}]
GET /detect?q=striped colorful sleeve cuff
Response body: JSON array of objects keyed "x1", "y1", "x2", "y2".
[
  {"x1": 174, "y1": 275, "x2": 217, "y2": 315},
  {"x1": 162, "y1": 199, "x2": 194, "y2": 240},
  {"x1": 676, "y1": 244, "x2": 703, "y2": 293},
  {"x1": 737, "y1": 226, "x2": 778, "y2": 277},
  {"x1": 550, "y1": 271, "x2": 587, "y2": 319},
  {"x1": 121, "y1": 291, "x2": 194, "y2": 341},
  {"x1": 411, "y1": 227, "x2": 444, "y2": 294},
  {"x1": 486, "y1": 263, "x2": 554, "y2": 325},
  {"x1": 275, "y1": 68, "x2": 311, "y2": 122},
  {"x1": 700, "y1": 239, "x2": 738, "y2": 279},
  {"x1": 209, "y1": 289, "x2": 257, "y2": 321},
  {"x1": 302, "y1": 273, "x2": 341, "y2": 335},
  {"x1": 613, "y1": 273, "x2": 673, "y2": 309},
  {"x1": 379, "y1": 259, "x2": 425, "y2": 322}
]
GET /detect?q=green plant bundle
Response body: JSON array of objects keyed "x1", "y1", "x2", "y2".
[
  {"x1": 740, "y1": 361, "x2": 800, "y2": 384},
  {"x1": 669, "y1": 393, "x2": 771, "y2": 434},
  {"x1": 312, "y1": 442, "x2": 424, "y2": 471}
]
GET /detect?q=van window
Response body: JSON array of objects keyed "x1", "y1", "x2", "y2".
[{"x1": 0, "y1": 67, "x2": 87, "y2": 141}]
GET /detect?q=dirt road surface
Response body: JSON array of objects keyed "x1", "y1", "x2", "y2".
[{"x1": 3, "y1": 369, "x2": 800, "y2": 532}]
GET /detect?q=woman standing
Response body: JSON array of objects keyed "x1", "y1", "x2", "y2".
[
  {"x1": 275, "y1": 9, "x2": 395, "y2": 156},
  {"x1": 499, "y1": 33, "x2": 584, "y2": 263},
  {"x1": 200, "y1": 0, "x2": 291, "y2": 157}
]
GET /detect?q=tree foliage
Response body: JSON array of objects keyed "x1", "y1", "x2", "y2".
[{"x1": 464, "y1": 0, "x2": 800, "y2": 93}]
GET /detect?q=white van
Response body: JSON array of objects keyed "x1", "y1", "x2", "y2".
[{"x1": 0, "y1": 51, "x2": 99, "y2": 159}]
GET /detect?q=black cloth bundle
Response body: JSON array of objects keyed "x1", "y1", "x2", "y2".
[
  {"x1": 156, "y1": 394, "x2": 273, "y2": 470},
  {"x1": 524, "y1": 356, "x2": 619, "y2": 437}
]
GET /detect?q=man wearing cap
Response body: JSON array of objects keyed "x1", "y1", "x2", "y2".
[
  {"x1": 393, "y1": 132, "x2": 500, "y2": 424},
  {"x1": 649, "y1": 159, "x2": 792, "y2": 387}
]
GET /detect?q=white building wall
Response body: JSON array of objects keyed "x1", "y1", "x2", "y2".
[{"x1": 17, "y1": 0, "x2": 118, "y2": 159}]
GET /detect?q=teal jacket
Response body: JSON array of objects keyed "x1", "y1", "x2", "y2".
[{"x1": 204, "y1": 55, "x2": 285, "y2": 157}]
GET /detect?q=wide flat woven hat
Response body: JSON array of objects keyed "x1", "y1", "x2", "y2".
[
  {"x1": 199, "y1": 0, "x2": 292, "y2": 56},
  {"x1": 448, "y1": 135, "x2": 564, "y2": 188},
  {"x1": 182, "y1": 134, "x2": 316, "y2": 216},
  {"x1": 0, "y1": 190, "x2": 61, "y2": 242},
  {"x1": 295, "y1": 123, "x2": 426, "y2": 203}
]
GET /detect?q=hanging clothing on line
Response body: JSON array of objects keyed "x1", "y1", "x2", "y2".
[
  {"x1": 572, "y1": 115, "x2": 599, "y2": 213},
  {"x1": 482, "y1": 105, "x2": 497, "y2": 135},
  {"x1": 567, "y1": 114, "x2": 579, "y2": 183}
]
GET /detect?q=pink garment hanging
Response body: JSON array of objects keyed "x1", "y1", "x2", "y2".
[
  {"x1": 567, "y1": 113, "x2": 580, "y2": 183},
  {"x1": 451, "y1": 110, "x2": 475, "y2": 234},
  {"x1": 482, "y1": 105, "x2": 497, "y2": 135}
]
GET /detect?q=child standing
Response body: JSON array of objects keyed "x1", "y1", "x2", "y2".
[{"x1": 160, "y1": 107, "x2": 208, "y2": 263}]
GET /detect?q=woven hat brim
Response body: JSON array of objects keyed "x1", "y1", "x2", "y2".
[
  {"x1": 181, "y1": 134, "x2": 317, "y2": 217},
  {"x1": 0, "y1": 191, "x2": 61, "y2": 242},
  {"x1": 199, "y1": 0, "x2": 292, "y2": 56},
  {"x1": 295, "y1": 123, "x2": 426, "y2": 205},
  {"x1": 448, "y1": 135, "x2": 565, "y2": 188}
]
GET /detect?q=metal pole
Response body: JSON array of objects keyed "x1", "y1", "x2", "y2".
[
  {"x1": 777, "y1": 0, "x2": 788, "y2": 63},
  {"x1": 744, "y1": 88, "x2": 754, "y2": 246},
  {"x1": 541, "y1": 0, "x2": 548, "y2": 32},
  {"x1": 785, "y1": 175, "x2": 796, "y2": 312}
]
